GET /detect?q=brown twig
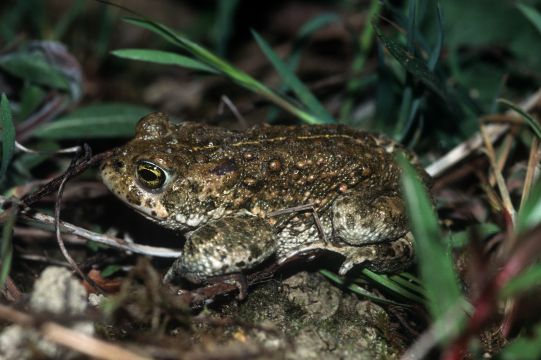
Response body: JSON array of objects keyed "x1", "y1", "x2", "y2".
[{"x1": 53, "y1": 145, "x2": 105, "y2": 293}]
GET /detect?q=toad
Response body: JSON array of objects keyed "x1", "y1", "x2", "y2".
[{"x1": 100, "y1": 112, "x2": 430, "y2": 294}]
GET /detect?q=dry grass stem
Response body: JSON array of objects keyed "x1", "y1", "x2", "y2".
[
  {"x1": 479, "y1": 123, "x2": 516, "y2": 224},
  {"x1": 426, "y1": 88, "x2": 541, "y2": 177}
]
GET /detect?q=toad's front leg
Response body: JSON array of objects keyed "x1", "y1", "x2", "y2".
[{"x1": 164, "y1": 214, "x2": 276, "y2": 297}]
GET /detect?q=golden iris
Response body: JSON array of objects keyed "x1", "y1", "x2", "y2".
[{"x1": 136, "y1": 160, "x2": 166, "y2": 189}]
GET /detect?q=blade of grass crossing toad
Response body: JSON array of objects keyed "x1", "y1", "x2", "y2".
[
  {"x1": 122, "y1": 17, "x2": 323, "y2": 125},
  {"x1": 111, "y1": 49, "x2": 218, "y2": 73},
  {"x1": 397, "y1": 153, "x2": 462, "y2": 319},
  {"x1": 0, "y1": 94, "x2": 15, "y2": 179},
  {"x1": 0, "y1": 208, "x2": 16, "y2": 289},
  {"x1": 517, "y1": 3, "x2": 541, "y2": 36},
  {"x1": 498, "y1": 98, "x2": 541, "y2": 139},
  {"x1": 252, "y1": 30, "x2": 335, "y2": 124}
]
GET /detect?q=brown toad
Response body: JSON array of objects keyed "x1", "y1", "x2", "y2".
[{"x1": 100, "y1": 112, "x2": 430, "y2": 289}]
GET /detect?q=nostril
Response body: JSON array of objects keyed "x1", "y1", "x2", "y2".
[{"x1": 113, "y1": 160, "x2": 125, "y2": 171}]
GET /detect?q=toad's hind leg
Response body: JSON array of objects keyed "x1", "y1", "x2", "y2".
[
  {"x1": 164, "y1": 214, "x2": 276, "y2": 285},
  {"x1": 337, "y1": 232, "x2": 415, "y2": 275},
  {"x1": 331, "y1": 191, "x2": 408, "y2": 246}
]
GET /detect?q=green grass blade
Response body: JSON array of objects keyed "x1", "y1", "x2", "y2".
[
  {"x1": 398, "y1": 153, "x2": 463, "y2": 320},
  {"x1": 498, "y1": 98, "x2": 541, "y2": 139},
  {"x1": 111, "y1": 49, "x2": 218, "y2": 73},
  {"x1": 252, "y1": 30, "x2": 334, "y2": 124},
  {"x1": 0, "y1": 94, "x2": 15, "y2": 180},
  {"x1": 517, "y1": 2, "x2": 541, "y2": 36},
  {"x1": 388, "y1": 273, "x2": 425, "y2": 295},
  {"x1": 211, "y1": 0, "x2": 240, "y2": 56},
  {"x1": 122, "y1": 17, "x2": 324, "y2": 125},
  {"x1": 33, "y1": 103, "x2": 153, "y2": 139},
  {"x1": 427, "y1": 1, "x2": 444, "y2": 71},
  {"x1": 268, "y1": 13, "x2": 339, "y2": 122},
  {"x1": 373, "y1": 23, "x2": 447, "y2": 101},
  {"x1": 339, "y1": 0, "x2": 380, "y2": 122},
  {"x1": 320, "y1": 269, "x2": 404, "y2": 305},
  {"x1": 0, "y1": 208, "x2": 16, "y2": 290},
  {"x1": 361, "y1": 269, "x2": 425, "y2": 303},
  {"x1": 406, "y1": 0, "x2": 417, "y2": 51}
]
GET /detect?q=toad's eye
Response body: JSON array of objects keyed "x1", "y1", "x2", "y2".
[{"x1": 136, "y1": 161, "x2": 167, "y2": 190}]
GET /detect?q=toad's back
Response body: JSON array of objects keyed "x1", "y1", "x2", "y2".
[{"x1": 175, "y1": 122, "x2": 420, "y2": 217}]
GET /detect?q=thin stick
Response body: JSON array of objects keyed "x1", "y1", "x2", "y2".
[
  {"x1": 54, "y1": 145, "x2": 103, "y2": 292},
  {"x1": 15, "y1": 142, "x2": 82, "y2": 155}
]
